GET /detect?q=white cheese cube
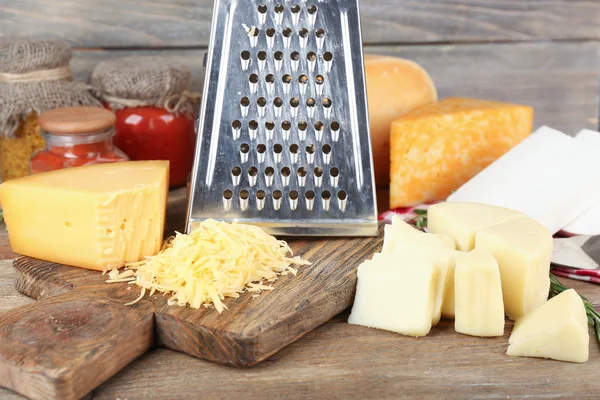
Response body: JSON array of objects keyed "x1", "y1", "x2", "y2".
[
  {"x1": 428, "y1": 202, "x2": 524, "y2": 251},
  {"x1": 382, "y1": 215, "x2": 455, "y2": 253},
  {"x1": 454, "y1": 250, "x2": 505, "y2": 337},
  {"x1": 447, "y1": 126, "x2": 600, "y2": 234},
  {"x1": 475, "y1": 217, "x2": 553, "y2": 320},
  {"x1": 373, "y1": 249, "x2": 454, "y2": 326},
  {"x1": 507, "y1": 289, "x2": 589, "y2": 363},
  {"x1": 348, "y1": 256, "x2": 438, "y2": 337}
]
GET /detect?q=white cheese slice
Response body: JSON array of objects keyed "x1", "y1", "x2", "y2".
[
  {"x1": 348, "y1": 256, "x2": 438, "y2": 337},
  {"x1": 475, "y1": 216, "x2": 553, "y2": 320},
  {"x1": 447, "y1": 125, "x2": 600, "y2": 234},
  {"x1": 454, "y1": 250, "x2": 505, "y2": 337},
  {"x1": 507, "y1": 289, "x2": 589, "y2": 363},
  {"x1": 428, "y1": 202, "x2": 524, "y2": 251},
  {"x1": 373, "y1": 249, "x2": 454, "y2": 326},
  {"x1": 382, "y1": 215, "x2": 455, "y2": 253},
  {"x1": 562, "y1": 129, "x2": 600, "y2": 235}
]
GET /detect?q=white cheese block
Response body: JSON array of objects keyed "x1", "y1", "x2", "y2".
[
  {"x1": 382, "y1": 215, "x2": 455, "y2": 253},
  {"x1": 475, "y1": 216, "x2": 553, "y2": 320},
  {"x1": 348, "y1": 255, "x2": 439, "y2": 337},
  {"x1": 447, "y1": 125, "x2": 600, "y2": 234},
  {"x1": 562, "y1": 129, "x2": 600, "y2": 235},
  {"x1": 373, "y1": 249, "x2": 454, "y2": 326},
  {"x1": 428, "y1": 202, "x2": 524, "y2": 251},
  {"x1": 454, "y1": 250, "x2": 505, "y2": 337},
  {"x1": 507, "y1": 289, "x2": 589, "y2": 363}
]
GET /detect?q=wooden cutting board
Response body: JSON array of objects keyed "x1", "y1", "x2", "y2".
[{"x1": 0, "y1": 227, "x2": 382, "y2": 400}]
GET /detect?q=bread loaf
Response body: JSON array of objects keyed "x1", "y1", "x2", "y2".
[{"x1": 364, "y1": 54, "x2": 437, "y2": 186}]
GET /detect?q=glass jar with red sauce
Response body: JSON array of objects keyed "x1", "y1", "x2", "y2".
[
  {"x1": 30, "y1": 106, "x2": 128, "y2": 174},
  {"x1": 107, "y1": 105, "x2": 196, "y2": 188}
]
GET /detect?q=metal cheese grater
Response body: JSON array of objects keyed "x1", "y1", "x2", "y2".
[{"x1": 186, "y1": 0, "x2": 377, "y2": 236}]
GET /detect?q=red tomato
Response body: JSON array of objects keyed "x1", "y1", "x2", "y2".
[{"x1": 109, "y1": 105, "x2": 196, "y2": 188}]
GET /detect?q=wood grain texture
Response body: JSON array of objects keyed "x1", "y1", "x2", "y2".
[
  {"x1": 0, "y1": 0, "x2": 598, "y2": 47},
  {"x1": 0, "y1": 228, "x2": 382, "y2": 399},
  {"x1": 68, "y1": 41, "x2": 600, "y2": 134}
]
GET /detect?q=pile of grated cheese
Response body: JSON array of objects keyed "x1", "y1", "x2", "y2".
[{"x1": 106, "y1": 219, "x2": 311, "y2": 313}]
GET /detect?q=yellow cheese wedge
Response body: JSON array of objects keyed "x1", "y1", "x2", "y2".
[
  {"x1": 382, "y1": 215, "x2": 455, "y2": 253},
  {"x1": 348, "y1": 255, "x2": 439, "y2": 337},
  {"x1": 454, "y1": 250, "x2": 505, "y2": 337},
  {"x1": 0, "y1": 161, "x2": 169, "y2": 271},
  {"x1": 475, "y1": 217, "x2": 552, "y2": 320},
  {"x1": 507, "y1": 289, "x2": 589, "y2": 363},
  {"x1": 374, "y1": 248, "x2": 454, "y2": 326},
  {"x1": 428, "y1": 202, "x2": 524, "y2": 251},
  {"x1": 390, "y1": 97, "x2": 533, "y2": 207}
]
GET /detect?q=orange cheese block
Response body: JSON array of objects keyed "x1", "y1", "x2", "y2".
[{"x1": 389, "y1": 97, "x2": 533, "y2": 208}]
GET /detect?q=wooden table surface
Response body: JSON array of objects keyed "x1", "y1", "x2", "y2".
[{"x1": 1, "y1": 190, "x2": 600, "y2": 399}]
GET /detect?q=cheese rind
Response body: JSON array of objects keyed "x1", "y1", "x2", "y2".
[
  {"x1": 348, "y1": 256, "x2": 438, "y2": 337},
  {"x1": 382, "y1": 215, "x2": 455, "y2": 253},
  {"x1": 0, "y1": 161, "x2": 169, "y2": 271},
  {"x1": 474, "y1": 217, "x2": 552, "y2": 320},
  {"x1": 428, "y1": 202, "x2": 524, "y2": 251},
  {"x1": 454, "y1": 250, "x2": 505, "y2": 337},
  {"x1": 390, "y1": 97, "x2": 532, "y2": 208},
  {"x1": 507, "y1": 289, "x2": 589, "y2": 363}
]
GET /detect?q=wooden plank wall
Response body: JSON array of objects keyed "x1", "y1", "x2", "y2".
[{"x1": 1, "y1": 0, "x2": 600, "y2": 133}]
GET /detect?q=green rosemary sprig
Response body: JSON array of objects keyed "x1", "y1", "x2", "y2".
[
  {"x1": 550, "y1": 273, "x2": 600, "y2": 346},
  {"x1": 408, "y1": 209, "x2": 428, "y2": 232},
  {"x1": 407, "y1": 208, "x2": 600, "y2": 346}
]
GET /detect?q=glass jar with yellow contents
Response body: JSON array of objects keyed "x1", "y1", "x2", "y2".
[{"x1": 0, "y1": 37, "x2": 101, "y2": 181}]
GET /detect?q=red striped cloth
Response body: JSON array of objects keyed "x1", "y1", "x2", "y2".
[{"x1": 379, "y1": 205, "x2": 600, "y2": 285}]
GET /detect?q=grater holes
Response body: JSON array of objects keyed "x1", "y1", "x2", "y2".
[
  {"x1": 257, "y1": 143, "x2": 267, "y2": 154},
  {"x1": 274, "y1": 97, "x2": 283, "y2": 107},
  {"x1": 314, "y1": 166, "x2": 324, "y2": 177},
  {"x1": 249, "y1": 120, "x2": 258, "y2": 139},
  {"x1": 283, "y1": 27, "x2": 293, "y2": 37},
  {"x1": 322, "y1": 98, "x2": 332, "y2": 108},
  {"x1": 256, "y1": 189, "x2": 266, "y2": 210},
  {"x1": 274, "y1": 3, "x2": 284, "y2": 14},
  {"x1": 291, "y1": 51, "x2": 300, "y2": 61},
  {"x1": 258, "y1": 4, "x2": 268, "y2": 13},
  {"x1": 289, "y1": 190, "x2": 299, "y2": 210},
  {"x1": 299, "y1": 74, "x2": 308, "y2": 84},
  {"x1": 223, "y1": 189, "x2": 233, "y2": 200},
  {"x1": 324, "y1": 51, "x2": 333, "y2": 62},
  {"x1": 266, "y1": 27, "x2": 276, "y2": 37},
  {"x1": 231, "y1": 120, "x2": 242, "y2": 139},
  {"x1": 299, "y1": 28, "x2": 309, "y2": 38},
  {"x1": 273, "y1": 143, "x2": 283, "y2": 163},
  {"x1": 338, "y1": 190, "x2": 347, "y2": 212},
  {"x1": 289, "y1": 190, "x2": 299, "y2": 199},
  {"x1": 306, "y1": 98, "x2": 316, "y2": 107},
  {"x1": 330, "y1": 166, "x2": 339, "y2": 186},
  {"x1": 240, "y1": 143, "x2": 250, "y2": 163},
  {"x1": 241, "y1": 50, "x2": 251, "y2": 60},
  {"x1": 248, "y1": 166, "x2": 258, "y2": 186},
  {"x1": 257, "y1": 97, "x2": 267, "y2": 107},
  {"x1": 315, "y1": 75, "x2": 325, "y2": 85},
  {"x1": 298, "y1": 121, "x2": 308, "y2": 131},
  {"x1": 265, "y1": 121, "x2": 275, "y2": 139},
  {"x1": 266, "y1": 74, "x2": 275, "y2": 84},
  {"x1": 290, "y1": 97, "x2": 300, "y2": 107},
  {"x1": 281, "y1": 166, "x2": 291, "y2": 186},
  {"x1": 257, "y1": 51, "x2": 267, "y2": 61},
  {"x1": 273, "y1": 189, "x2": 283, "y2": 210},
  {"x1": 314, "y1": 121, "x2": 324, "y2": 131},
  {"x1": 315, "y1": 28, "x2": 325, "y2": 39},
  {"x1": 282, "y1": 74, "x2": 292, "y2": 85},
  {"x1": 241, "y1": 96, "x2": 250, "y2": 106},
  {"x1": 323, "y1": 97, "x2": 332, "y2": 118},
  {"x1": 231, "y1": 166, "x2": 241, "y2": 186},
  {"x1": 297, "y1": 166, "x2": 307, "y2": 188},
  {"x1": 239, "y1": 189, "x2": 250, "y2": 211},
  {"x1": 291, "y1": 4, "x2": 301, "y2": 14},
  {"x1": 330, "y1": 121, "x2": 340, "y2": 131},
  {"x1": 282, "y1": 120, "x2": 291, "y2": 131},
  {"x1": 322, "y1": 143, "x2": 332, "y2": 163},
  {"x1": 307, "y1": 51, "x2": 317, "y2": 62},
  {"x1": 306, "y1": 144, "x2": 315, "y2": 153},
  {"x1": 249, "y1": 120, "x2": 258, "y2": 129},
  {"x1": 321, "y1": 189, "x2": 331, "y2": 211},
  {"x1": 306, "y1": 98, "x2": 316, "y2": 117},
  {"x1": 307, "y1": 4, "x2": 318, "y2": 14},
  {"x1": 265, "y1": 166, "x2": 275, "y2": 186},
  {"x1": 274, "y1": 50, "x2": 284, "y2": 61}
]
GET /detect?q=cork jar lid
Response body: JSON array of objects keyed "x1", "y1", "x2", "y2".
[{"x1": 38, "y1": 106, "x2": 116, "y2": 134}]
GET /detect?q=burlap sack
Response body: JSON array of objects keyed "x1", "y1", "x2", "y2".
[
  {"x1": 89, "y1": 56, "x2": 200, "y2": 117},
  {"x1": 0, "y1": 37, "x2": 102, "y2": 138}
]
